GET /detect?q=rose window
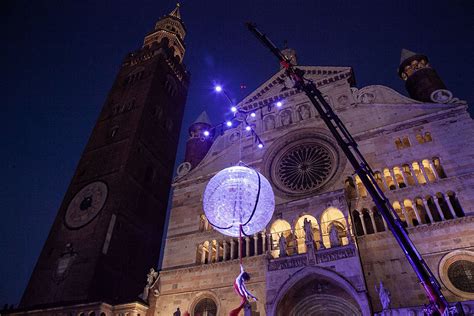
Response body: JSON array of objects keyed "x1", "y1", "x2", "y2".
[{"x1": 277, "y1": 145, "x2": 333, "y2": 192}]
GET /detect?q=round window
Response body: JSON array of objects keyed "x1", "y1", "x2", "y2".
[
  {"x1": 264, "y1": 130, "x2": 343, "y2": 198},
  {"x1": 439, "y1": 250, "x2": 474, "y2": 299}
]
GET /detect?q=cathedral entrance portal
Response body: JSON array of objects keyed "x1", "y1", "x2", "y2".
[{"x1": 268, "y1": 267, "x2": 370, "y2": 316}]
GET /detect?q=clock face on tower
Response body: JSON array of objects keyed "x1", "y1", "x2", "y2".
[{"x1": 64, "y1": 181, "x2": 108, "y2": 229}]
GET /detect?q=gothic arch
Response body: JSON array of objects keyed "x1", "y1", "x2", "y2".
[
  {"x1": 188, "y1": 290, "x2": 220, "y2": 316},
  {"x1": 267, "y1": 266, "x2": 371, "y2": 316}
]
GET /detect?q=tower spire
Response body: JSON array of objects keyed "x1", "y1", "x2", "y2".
[
  {"x1": 143, "y1": 3, "x2": 187, "y2": 63},
  {"x1": 169, "y1": 3, "x2": 181, "y2": 19}
]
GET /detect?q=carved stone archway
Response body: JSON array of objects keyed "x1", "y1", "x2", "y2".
[{"x1": 267, "y1": 266, "x2": 370, "y2": 316}]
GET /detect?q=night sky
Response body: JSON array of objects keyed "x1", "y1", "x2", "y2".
[{"x1": 1, "y1": 0, "x2": 473, "y2": 306}]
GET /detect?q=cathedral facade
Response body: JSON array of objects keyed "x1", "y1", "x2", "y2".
[
  {"x1": 149, "y1": 51, "x2": 474, "y2": 315},
  {"x1": 8, "y1": 5, "x2": 474, "y2": 316}
]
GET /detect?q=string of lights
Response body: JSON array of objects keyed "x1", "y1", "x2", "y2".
[{"x1": 202, "y1": 84, "x2": 285, "y2": 149}]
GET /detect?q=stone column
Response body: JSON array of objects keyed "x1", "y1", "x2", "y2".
[
  {"x1": 343, "y1": 216, "x2": 353, "y2": 243},
  {"x1": 443, "y1": 193, "x2": 457, "y2": 218},
  {"x1": 318, "y1": 225, "x2": 326, "y2": 249},
  {"x1": 380, "y1": 172, "x2": 390, "y2": 191},
  {"x1": 433, "y1": 197, "x2": 446, "y2": 220},
  {"x1": 400, "y1": 204, "x2": 412, "y2": 226},
  {"x1": 230, "y1": 239, "x2": 235, "y2": 260},
  {"x1": 382, "y1": 216, "x2": 388, "y2": 231},
  {"x1": 245, "y1": 237, "x2": 250, "y2": 257},
  {"x1": 359, "y1": 214, "x2": 368, "y2": 235},
  {"x1": 419, "y1": 163, "x2": 429, "y2": 183},
  {"x1": 238, "y1": 237, "x2": 242, "y2": 259},
  {"x1": 389, "y1": 169, "x2": 399, "y2": 189},
  {"x1": 201, "y1": 244, "x2": 206, "y2": 264},
  {"x1": 254, "y1": 234, "x2": 259, "y2": 256},
  {"x1": 223, "y1": 240, "x2": 227, "y2": 261},
  {"x1": 267, "y1": 234, "x2": 272, "y2": 253},
  {"x1": 408, "y1": 165, "x2": 419, "y2": 185},
  {"x1": 409, "y1": 199, "x2": 422, "y2": 224},
  {"x1": 422, "y1": 197, "x2": 434, "y2": 223},
  {"x1": 261, "y1": 231, "x2": 266, "y2": 254},
  {"x1": 369, "y1": 210, "x2": 378, "y2": 233},
  {"x1": 400, "y1": 169, "x2": 408, "y2": 186},
  {"x1": 428, "y1": 161, "x2": 439, "y2": 180},
  {"x1": 207, "y1": 240, "x2": 213, "y2": 263}
]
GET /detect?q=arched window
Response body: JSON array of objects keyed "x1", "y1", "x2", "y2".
[
  {"x1": 414, "y1": 197, "x2": 431, "y2": 224},
  {"x1": 402, "y1": 164, "x2": 416, "y2": 186},
  {"x1": 432, "y1": 157, "x2": 447, "y2": 178},
  {"x1": 374, "y1": 172, "x2": 386, "y2": 191},
  {"x1": 426, "y1": 196, "x2": 442, "y2": 222},
  {"x1": 362, "y1": 209, "x2": 374, "y2": 234},
  {"x1": 295, "y1": 215, "x2": 320, "y2": 253},
  {"x1": 193, "y1": 297, "x2": 218, "y2": 316},
  {"x1": 393, "y1": 166, "x2": 406, "y2": 188},
  {"x1": 416, "y1": 134, "x2": 424, "y2": 144},
  {"x1": 392, "y1": 201, "x2": 407, "y2": 227},
  {"x1": 422, "y1": 159, "x2": 436, "y2": 182},
  {"x1": 395, "y1": 138, "x2": 403, "y2": 149},
  {"x1": 320, "y1": 207, "x2": 347, "y2": 248},
  {"x1": 201, "y1": 241, "x2": 210, "y2": 264},
  {"x1": 447, "y1": 191, "x2": 464, "y2": 217},
  {"x1": 424, "y1": 132, "x2": 432, "y2": 142},
  {"x1": 372, "y1": 207, "x2": 386, "y2": 232},
  {"x1": 270, "y1": 219, "x2": 292, "y2": 258},
  {"x1": 352, "y1": 210, "x2": 364, "y2": 236},
  {"x1": 436, "y1": 192, "x2": 453, "y2": 220},
  {"x1": 402, "y1": 137, "x2": 411, "y2": 148},
  {"x1": 412, "y1": 162, "x2": 426, "y2": 184},
  {"x1": 383, "y1": 168, "x2": 396, "y2": 190},
  {"x1": 403, "y1": 199, "x2": 418, "y2": 226}
]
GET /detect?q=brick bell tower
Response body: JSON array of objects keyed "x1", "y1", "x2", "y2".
[
  {"x1": 20, "y1": 4, "x2": 189, "y2": 307},
  {"x1": 398, "y1": 48, "x2": 451, "y2": 103}
]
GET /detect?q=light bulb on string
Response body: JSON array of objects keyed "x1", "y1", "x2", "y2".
[
  {"x1": 231, "y1": 106, "x2": 237, "y2": 113},
  {"x1": 245, "y1": 126, "x2": 251, "y2": 131},
  {"x1": 226, "y1": 121, "x2": 232, "y2": 127},
  {"x1": 203, "y1": 130, "x2": 210, "y2": 137},
  {"x1": 215, "y1": 85, "x2": 223, "y2": 92},
  {"x1": 250, "y1": 112, "x2": 256, "y2": 118},
  {"x1": 258, "y1": 143, "x2": 264, "y2": 149},
  {"x1": 276, "y1": 101, "x2": 282, "y2": 107}
]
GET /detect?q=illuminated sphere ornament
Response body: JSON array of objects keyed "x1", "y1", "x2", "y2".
[{"x1": 202, "y1": 166, "x2": 275, "y2": 237}]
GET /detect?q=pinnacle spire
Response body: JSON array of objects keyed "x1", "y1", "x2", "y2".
[
  {"x1": 193, "y1": 111, "x2": 212, "y2": 125},
  {"x1": 169, "y1": 3, "x2": 181, "y2": 19},
  {"x1": 400, "y1": 48, "x2": 418, "y2": 65}
]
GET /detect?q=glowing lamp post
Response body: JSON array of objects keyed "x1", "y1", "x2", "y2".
[{"x1": 203, "y1": 166, "x2": 275, "y2": 237}]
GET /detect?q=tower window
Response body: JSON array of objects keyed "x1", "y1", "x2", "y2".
[{"x1": 402, "y1": 137, "x2": 411, "y2": 148}]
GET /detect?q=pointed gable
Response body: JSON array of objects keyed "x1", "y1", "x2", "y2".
[{"x1": 237, "y1": 66, "x2": 354, "y2": 111}]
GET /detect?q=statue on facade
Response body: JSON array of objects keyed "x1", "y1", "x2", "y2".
[
  {"x1": 376, "y1": 280, "x2": 391, "y2": 310},
  {"x1": 329, "y1": 225, "x2": 341, "y2": 247},
  {"x1": 278, "y1": 234, "x2": 287, "y2": 257},
  {"x1": 303, "y1": 218, "x2": 314, "y2": 244},
  {"x1": 264, "y1": 115, "x2": 275, "y2": 130},
  {"x1": 298, "y1": 105, "x2": 310, "y2": 120},
  {"x1": 280, "y1": 110, "x2": 292, "y2": 126},
  {"x1": 139, "y1": 268, "x2": 158, "y2": 301}
]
